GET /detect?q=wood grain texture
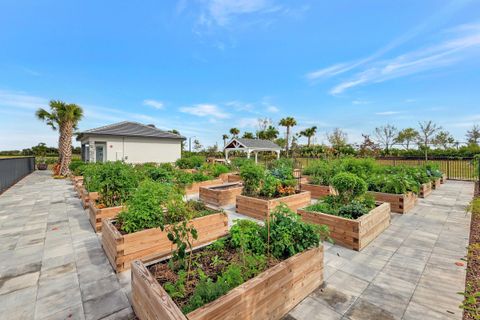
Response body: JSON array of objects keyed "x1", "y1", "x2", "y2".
[
  {"x1": 298, "y1": 202, "x2": 391, "y2": 251},
  {"x1": 367, "y1": 191, "x2": 417, "y2": 214},
  {"x1": 199, "y1": 183, "x2": 243, "y2": 207},
  {"x1": 88, "y1": 203, "x2": 124, "y2": 232},
  {"x1": 80, "y1": 188, "x2": 98, "y2": 209},
  {"x1": 419, "y1": 182, "x2": 432, "y2": 198},
  {"x1": 131, "y1": 246, "x2": 324, "y2": 320},
  {"x1": 441, "y1": 174, "x2": 447, "y2": 184},
  {"x1": 227, "y1": 174, "x2": 242, "y2": 183},
  {"x1": 185, "y1": 179, "x2": 224, "y2": 195},
  {"x1": 236, "y1": 192, "x2": 311, "y2": 220},
  {"x1": 300, "y1": 184, "x2": 336, "y2": 199},
  {"x1": 432, "y1": 178, "x2": 442, "y2": 189},
  {"x1": 102, "y1": 212, "x2": 229, "y2": 272}
]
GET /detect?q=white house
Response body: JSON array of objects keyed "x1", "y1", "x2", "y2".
[{"x1": 76, "y1": 121, "x2": 185, "y2": 164}]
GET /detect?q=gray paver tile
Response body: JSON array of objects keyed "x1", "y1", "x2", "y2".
[{"x1": 289, "y1": 296, "x2": 343, "y2": 320}]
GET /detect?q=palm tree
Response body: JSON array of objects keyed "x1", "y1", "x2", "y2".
[
  {"x1": 222, "y1": 134, "x2": 229, "y2": 147},
  {"x1": 242, "y1": 132, "x2": 255, "y2": 139},
  {"x1": 279, "y1": 117, "x2": 297, "y2": 156},
  {"x1": 229, "y1": 127, "x2": 240, "y2": 138},
  {"x1": 299, "y1": 126, "x2": 317, "y2": 146},
  {"x1": 36, "y1": 100, "x2": 83, "y2": 176}
]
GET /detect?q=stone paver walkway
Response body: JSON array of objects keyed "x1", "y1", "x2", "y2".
[
  {"x1": 0, "y1": 171, "x2": 133, "y2": 320},
  {"x1": 287, "y1": 180, "x2": 473, "y2": 320},
  {"x1": 0, "y1": 172, "x2": 473, "y2": 320}
]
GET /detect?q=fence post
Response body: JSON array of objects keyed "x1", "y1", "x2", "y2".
[{"x1": 447, "y1": 160, "x2": 450, "y2": 179}]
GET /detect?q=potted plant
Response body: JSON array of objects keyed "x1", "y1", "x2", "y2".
[
  {"x1": 236, "y1": 162, "x2": 311, "y2": 220},
  {"x1": 298, "y1": 172, "x2": 391, "y2": 251},
  {"x1": 424, "y1": 163, "x2": 443, "y2": 189},
  {"x1": 33, "y1": 143, "x2": 48, "y2": 170},
  {"x1": 102, "y1": 180, "x2": 228, "y2": 272},
  {"x1": 131, "y1": 204, "x2": 329, "y2": 320}
]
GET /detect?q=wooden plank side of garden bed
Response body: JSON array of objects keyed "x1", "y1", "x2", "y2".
[
  {"x1": 419, "y1": 182, "x2": 432, "y2": 198},
  {"x1": 227, "y1": 174, "x2": 242, "y2": 183},
  {"x1": 300, "y1": 183, "x2": 335, "y2": 199},
  {"x1": 432, "y1": 178, "x2": 442, "y2": 189},
  {"x1": 367, "y1": 191, "x2": 416, "y2": 214},
  {"x1": 81, "y1": 189, "x2": 98, "y2": 209},
  {"x1": 236, "y1": 192, "x2": 311, "y2": 220},
  {"x1": 88, "y1": 203, "x2": 124, "y2": 232},
  {"x1": 298, "y1": 203, "x2": 391, "y2": 251},
  {"x1": 185, "y1": 179, "x2": 224, "y2": 195},
  {"x1": 131, "y1": 246, "x2": 324, "y2": 320},
  {"x1": 441, "y1": 174, "x2": 447, "y2": 184},
  {"x1": 131, "y1": 261, "x2": 187, "y2": 320},
  {"x1": 102, "y1": 213, "x2": 228, "y2": 272},
  {"x1": 199, "y1": 183, "x2": 243, "y2": 207},
  {"x1": 187, "y1": 246, "x2": 323, "y2": 320}
]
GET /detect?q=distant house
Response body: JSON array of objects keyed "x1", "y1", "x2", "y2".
[{"x1": 76, "y1": 121, "x2": 185, "y2": 164}]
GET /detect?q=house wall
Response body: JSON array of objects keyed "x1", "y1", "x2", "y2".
[{"x1": 79, "y1": 135, "x2": 182, "y2": 164}]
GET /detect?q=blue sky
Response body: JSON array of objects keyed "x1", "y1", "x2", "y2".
[{"x1": 1, "y1": 0, "x2": 480, "y2": 150}]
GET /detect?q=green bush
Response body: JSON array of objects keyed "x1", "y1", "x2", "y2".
[
  {"x1": 176, "y1": 155, "x2": 205, "y2": 169},
  {"x1": 240, "y1": 163, "x2": 265, "y2": 196},
  {"x1": 117, "y1": 180, "x2": 183, "y2": 233},
  {"x1": 69, "y1": 160, "x2": 85, "y2": 175},
  {"x1": 199, "y1": 163, "x2": 230, "y2": 177},
  {"x1": 230, "y1": 219, "x2": 266, "y2": 255},
  {"x1": 331, "y1": 172, "x2": 367, "y2": 204}
]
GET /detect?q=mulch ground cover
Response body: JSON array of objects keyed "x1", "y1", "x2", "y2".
[{"x1": 463, "y1": 185, "x2": 480, "y2": 320}]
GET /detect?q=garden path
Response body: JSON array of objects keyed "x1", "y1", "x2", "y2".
[
  {"x1": 287, "y1": 180, "x2": 473, "y2": 320},
  {"x1": 0, "y1": 170, "x2": 133, "y2": 320}
]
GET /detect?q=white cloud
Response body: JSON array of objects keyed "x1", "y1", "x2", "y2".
[
  {"x1": 237, "y1": 117, "x2": 258, "y2": 128},
  {"x1": 352, "y1": 99, "x2": 371, "y2": 105},
  {"x1": 375, "y1": 111, "x2": 402, "y2": 116},
  {"x1": 225, "y1": 100, "x2": 254, "y2": 112},
  {"x1": 180, "y1": 104, "x2": 230, "y2": 119},
  {"x1": 329, "y1": 23, "x2": 480, "y2": 95},
  {"x1": 202, "y1": 0, "x2": 276, "y2": 26},
  {"x1": 143, "y1": 99, "x2": 164, "y2": 110},
  {"x1": 266, "y1": 105, "x2": 279, "y2": 113},
  {"x1": 306, "y1": 63, "x2": 357, "y2": 81},
  {"x1": 0, "y1": 90, "x2": 48, "y2": 110}
]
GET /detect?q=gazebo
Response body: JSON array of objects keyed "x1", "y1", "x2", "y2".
[{"x1": 224, "y1": 138, "x2": 281, "y2": 163}]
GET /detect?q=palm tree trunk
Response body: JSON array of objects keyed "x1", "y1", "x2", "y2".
[
  {"x1": 286, "y1": 127, "x2": 290, "y2": 156},
  {"x1": 307, "y1": 136, "x2": 311, "y2": 146},
  {"x1": 60, "y1": 121, "x2": 73, "y2": 176}
]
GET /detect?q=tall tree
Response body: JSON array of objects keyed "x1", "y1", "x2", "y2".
[
  {"x1": 466, "y1": 124, "x2": 480, "y2": 146},
  {"x1": 358, "y1": 134, "x2": 380, "y2": 157},
  {"x1": 395, "y1": 128, "x2": 419, "y2": 150},
  {"x1": 36, "y1": 100, "x2": 83, "y2": 176},
  {"x1": 433, "y1": 130, "x2": 455, "y2": 149},
  {"x1": 417, "y1": 121, "x2": 441, "y2": 160},
  {"x1": 242, "y1": 132, "x2": 255, "y2": 139},
  {"x1": 374, "y1": 124, "x2": 398, "y2": 154},
  {"x1": 279, "y1": 117, "x2": 297, "y2": 156},
  {"x1": 327, "y1": 128, "x2": 348, "y2": 149},
  {"x1": 257, "y1": 125, "x2": 279, "y2": 140},
  {"x1": 193, "y1": 139, "x2": 203, "y2": 152},
  {"x1": 222, "y1": 134, "x2": 229, "y2": 147},
  {"x1": 229, "y1": 127, "x2": 240, "y2": 138},
  {"x1": 299, "y1": 126, "x2": 317, "y2": 146}
]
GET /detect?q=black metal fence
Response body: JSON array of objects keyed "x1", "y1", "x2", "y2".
[{"x1": 0, "y1": 157, "x2": 35, "y2": 194}]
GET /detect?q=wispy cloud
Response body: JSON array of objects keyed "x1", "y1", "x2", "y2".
[
  {"x1": 237, "y1": 117, "x2": 258, "y2": 128},
  {"x1": 225, "y1": 100, "x2": 254, "y2": 112},
  {"x1": 266, "y1": 105, "x2": 279, "y2": 113},
  {"x1": 143, "y1": 99, "x2": 164, "y2": 110},
  {"x1": 0, "y1": 90, "x2": 48, "y2": 110},
  {"x1": 180, "y1": 104, "x2": 230, "y2": 119},
  {"x1": 352, "y1": 99, "x2": 371, "y2": 105},
  {"x1": 329, "y1": 23, "x2": 480, "y2": 95},
  {"x1": 375, "y1": 111, "x2": 402, "y2": 116}
]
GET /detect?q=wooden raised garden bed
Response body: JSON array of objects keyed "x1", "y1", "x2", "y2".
[
  {"x1": 227, "y1": 174, "x2": 242, "y2": 183},
  {"x1": 441, "y1": 173, "x2": 447, "y2": 184},
  {"x1": 131, "y1": 245, "x2": 324, "y2": 320},
  {"x1": 367, "y1": 191, "x2": 417, "y2": 214},
  {"x1": 236, "y1": 191, "x2": 311, "y2": 220},
  {"x1": 80, "y1": 188, "x2": 98, "y2": 209},
  {"x1": 419, "y1": 182, "x2": 432, "y2": 198},
  {"x1": 185, "y1": 179, "x2": 224, "y2": 195},
  {"x1": 432, "y1": 178, "x2": 442, "y2": 190},
  {"x1": 88, "y1": 203, "x2": 124, "y2": 232},
  {"x1": 102, "y1": 212, "x2": 228, "y2": 272},
  {"x1": 199, "y1": 183, "x2": 243, "y2": 207},
  {"x1": 298, "y1": 202, "x2": 391, "y2": 251},
  {"x1": 300, "y1": 183, "x2": 336, "y2": 199}
]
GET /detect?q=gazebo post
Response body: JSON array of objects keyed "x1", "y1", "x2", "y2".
[
  {"x1": 254, "y1": 151, "x2": 258, "y2": 163},
  {"x1": 247, "y1": 149, "x2": 251, "y2": 159},
  {"x1": 276, "y1": 150, "x2": 280, "y2": 159},
  {"x1": 225, "y1": 149, "x2": 229, "y2": 162}
]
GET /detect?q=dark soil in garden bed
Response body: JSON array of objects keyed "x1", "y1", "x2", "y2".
[
  {"x1": 463, "y1": 198, "x2": 480, "y2": 320},
  {"x1": 207, "y1": 183, "x2": 242, "y2": 191},
  {"x1": 148, "y1": 241, "x2": 280, "y2": 312},
  {"x1": 242, "y1": 190, "x2": 303, "y2": 201}
]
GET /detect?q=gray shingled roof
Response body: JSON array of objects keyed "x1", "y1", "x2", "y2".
[
  {"x1": 226, "y1": 138, "x2": 281, "y2": 150},
  {"x1": 77, "y1": 121, "x2": 186, "y2": 140}
]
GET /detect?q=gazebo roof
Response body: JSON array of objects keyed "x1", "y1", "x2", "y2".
[{"x1": 224, "y1": 138, "x2": 281, "y2": 151}]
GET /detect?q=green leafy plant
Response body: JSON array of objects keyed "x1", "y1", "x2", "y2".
[
  {"x1": 331, "y1": 172, "x2": 367, "y2": 205},
  {"x1": 176, "y1": 155, "x2": 206, "y2": 169},
  {"x1": 240, "y1": 162, "x2": 265, "y2": 196},
  {"x1": 230, "y1": 219, "x2": 266, "y2": 256}
]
